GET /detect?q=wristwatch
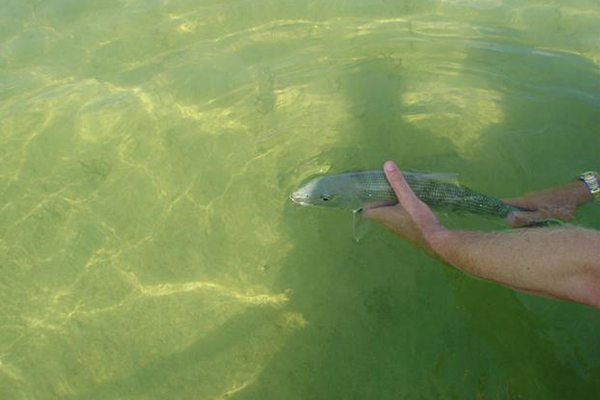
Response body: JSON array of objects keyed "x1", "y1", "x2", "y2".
[{"x1": 580, "y1": 171, "x2": 600, "y2": 203}]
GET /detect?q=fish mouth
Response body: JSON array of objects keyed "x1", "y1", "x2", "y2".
[{"x1": 289, "y1": 192, "x2": 310, "y2": 206}]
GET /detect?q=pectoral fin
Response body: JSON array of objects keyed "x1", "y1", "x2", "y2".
[{"x1": 352, "y1": 209, "x2": 372, "y2": 242}]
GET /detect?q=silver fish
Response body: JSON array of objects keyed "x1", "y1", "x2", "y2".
[
  {"x1": 291, "y1": 170, "x2": 515, "y2": 216},
  {"x1": 290, "y1": 170, "x2": 517, "y2": 240}
]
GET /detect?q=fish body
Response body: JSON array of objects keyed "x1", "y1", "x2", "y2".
[{"x1": 290, "y1": 170, "x2": 515, "y2": 217}]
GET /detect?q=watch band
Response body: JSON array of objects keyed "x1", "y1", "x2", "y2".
[{"x1": 580, "y1": 171, "x2": 600, "y2": 203}]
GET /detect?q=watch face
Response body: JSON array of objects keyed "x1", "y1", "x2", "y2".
[
  {"x1": 582, "y1": 171, "x2": 597, "y2": 181},
  {"x1": 582, "y1": 172, "x2": 600, "y2": 202},
  {"x1": 581, "y1": 171, "x2": 599, "y2": 189}
]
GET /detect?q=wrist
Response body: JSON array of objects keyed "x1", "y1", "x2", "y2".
[
  {"x1": 423, "y1": 226, "x2": 453, "y2": 259},
  {"x1": 425, "y1": 229, "x2": 489, "y2": 278},
  {"x1": 573, "y1": 180, "x2": 594, "y2": 204}
]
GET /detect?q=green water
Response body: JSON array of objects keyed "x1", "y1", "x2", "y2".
[{"x1": 1, "y1": 0, "x2": 600, "y2": 399}]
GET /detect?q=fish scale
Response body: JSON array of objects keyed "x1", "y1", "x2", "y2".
[{"x1": 353, "y1": 170, "x2": 513, "y2": 217}]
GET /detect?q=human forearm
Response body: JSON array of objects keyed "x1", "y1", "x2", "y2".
[
  {"x1": 366, "y1": 161, "x2": 600, "y2": 308},
  {"x1": 503, "y1": 180, "x2": 591, "y2": 210},
  {"x1": 429, "y1": 227, "x2": 600, "y2": 307},
  {"x1": 502, "y1": 179, "x2": 593, "y2": 227}
]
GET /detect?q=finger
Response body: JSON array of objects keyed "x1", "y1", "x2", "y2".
[
  {"x1": 383, "y1": 161, "x2": 426, "y2": 212},
  {"x1": 383, "y1": 161, "x2": 441, "y2": 231},
  {"x1": 506, "y1": 210, "x2": 547, "y2": 228}
]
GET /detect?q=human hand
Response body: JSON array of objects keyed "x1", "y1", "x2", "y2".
[
  {"x1": 362, "y1": 161, "x2": 447, "y2": 251},
  {"x1": 502, "y1": 180, "x2": 591, "y2": 228}
]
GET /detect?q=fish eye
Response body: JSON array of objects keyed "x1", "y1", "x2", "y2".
[{"x1": 320, "y1": 195, "x2": 332, "y2": 202}]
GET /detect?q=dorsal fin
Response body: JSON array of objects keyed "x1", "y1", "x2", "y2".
[{"x1": 403, "y1": 171, "x2": 460, "y2": 184}]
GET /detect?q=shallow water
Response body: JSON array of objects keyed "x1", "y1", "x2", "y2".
[{"x1": 1, "y1": 0, "x2": 599, "y2": 399}]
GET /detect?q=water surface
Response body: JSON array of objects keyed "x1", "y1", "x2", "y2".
[{"x1": 1, "y1": 0, "x2": 600, "y2": 399}]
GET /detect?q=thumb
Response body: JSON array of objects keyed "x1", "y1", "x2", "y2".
[
  {"x1": 383, "y1": 160, "x2": 438, "y2": 224},
  {"x1": 382, "y1": 161, "x2": 440, "y2": 230},
  {"x1": 383, "y1": 161, "x2": 425, "y2": 213},
  {"x1": 362, "y1": 205, "x2": 397, "y2": 222}
]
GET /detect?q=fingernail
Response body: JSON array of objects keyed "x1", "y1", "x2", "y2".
[{"x1": 384, "y1": 161, "x2": 396, "y2": 172}]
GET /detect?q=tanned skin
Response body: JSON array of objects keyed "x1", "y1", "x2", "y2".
[{"x1": 364, "y1": 161, "x2": 600, "y2": 308}]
